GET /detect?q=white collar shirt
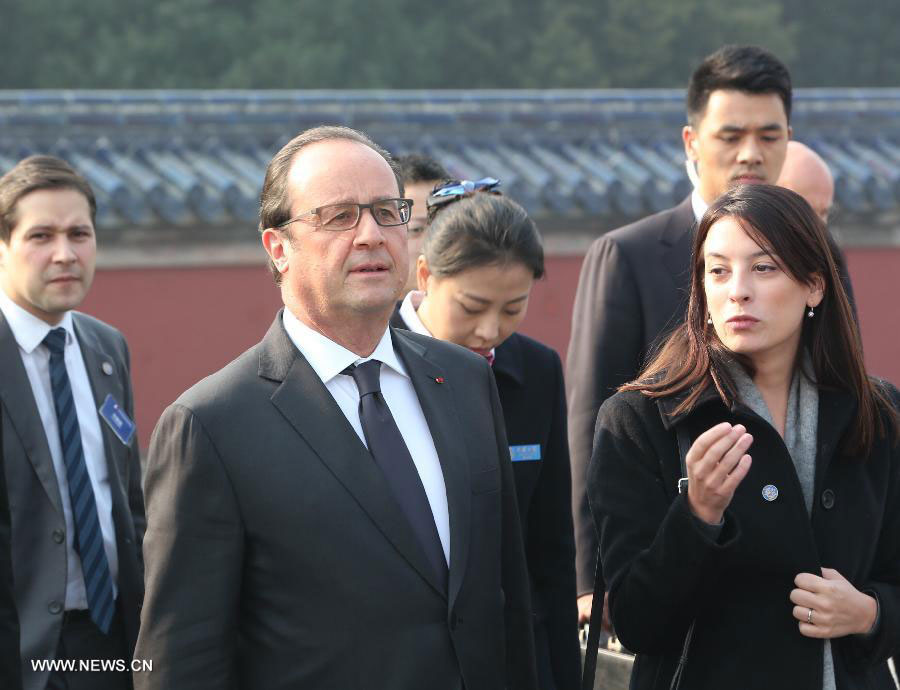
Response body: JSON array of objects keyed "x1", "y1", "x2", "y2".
[
  {"x1": 691, "y1": 189, "x2": 709, "y2": 223},
  {"x1": 0, "y1": 289, "x2": 119, "y2": 609},
  {"x1": 398, "y1": 291, "x2": 431, "y2": 337},
  {"x1": 281, "y1": 308, "x2": 450, "y2": 565}
]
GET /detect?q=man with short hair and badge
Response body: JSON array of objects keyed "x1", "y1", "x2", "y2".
[{"x1": 0, "y1": 155, "x2": 144, "y2": 690}]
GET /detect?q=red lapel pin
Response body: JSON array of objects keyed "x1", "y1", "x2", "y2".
[{"x1": 434, "y1": 377, "x2": 445, "y2": 384}]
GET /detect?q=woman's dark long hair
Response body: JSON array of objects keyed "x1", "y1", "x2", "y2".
[{"x1": 624, "y1": 184, "x2": 897, "y2": 456}]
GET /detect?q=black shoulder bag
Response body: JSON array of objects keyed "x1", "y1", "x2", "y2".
[{"x1": 581, "y1": 425, "x2": 695, "y2": 690}]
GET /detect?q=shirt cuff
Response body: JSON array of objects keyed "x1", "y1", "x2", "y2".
[{"x1": 691, "y1": 513, "x2": 724, "y2": 540}]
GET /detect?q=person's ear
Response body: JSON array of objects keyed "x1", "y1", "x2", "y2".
[
  {"x1": 262, "y1": 228, "x2": 291, "y2": 278},
  {"x1": 683, "y1": 125, "x2": 699, "y2": 161},
  {"x1": 416, "y1": 255, "x2": 432, "y2": 293},
  {"x1": 808, "y1": 273, "x2": 825, "y2": 309},
  {"x1": 0, "y1": 236, "x2": 10, "y2": 269}
]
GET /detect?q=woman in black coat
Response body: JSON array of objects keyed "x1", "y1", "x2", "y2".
[
  {"x1": 588, "y1": 184, "x2": 900, "y2": 690},
  {"x1": 391, "y1": 183, "x2": 581, "y2": 690}
]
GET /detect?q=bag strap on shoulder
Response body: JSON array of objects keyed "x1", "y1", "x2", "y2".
[{"x1": 581, "y1": 423, "x2": 695, "y2": 690}]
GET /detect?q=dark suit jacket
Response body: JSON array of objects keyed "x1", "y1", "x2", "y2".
[
  {"x1": 0, "y1": 421, "x2": 22, "y2": 690},
  {"x1": 567, "y1": 195, "x2": 859, "y2": 597},
  {"x1": 135, "y1": 313, "x2": 538, "y2": 690},
  {"x1": 392, "y1": 304, "x2": 580, "y2": 689},
  {"x1": 0, "y1": 310, "x2": 145, "y2": 690},
  {"x1": 493, "y1": 333, "x2": 580, "y2": 690},
  {"x1": 567, "y1": 197, "x2": 695, "y2": 596}
]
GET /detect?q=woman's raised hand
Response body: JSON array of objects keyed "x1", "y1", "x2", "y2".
[{"x1": 685, "y1": 422, "x2": 753, "y2": 525}]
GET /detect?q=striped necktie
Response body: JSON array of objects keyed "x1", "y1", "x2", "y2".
[{"x1": 43, "y1": 327, "x2": 115, "y2": 633}]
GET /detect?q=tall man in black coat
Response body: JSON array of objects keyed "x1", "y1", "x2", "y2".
[
  {"x1": 135, "y1": 126, "x2": 537, "y2": 690},
  {"x1": 567, "y1": 45, "x2": 794, "y2": 624}
]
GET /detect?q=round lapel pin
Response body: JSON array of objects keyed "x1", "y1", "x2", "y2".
[
  {"x1": 101, "y1": 361, "x2": 114, "y2": 376},
  {"x1": 761, "y1": 484, "x2": 779, "y2": 502}
]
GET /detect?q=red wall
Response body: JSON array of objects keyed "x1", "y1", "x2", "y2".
[{"x1": 80, "y1": 249, "x2": 900, "y2": 448}]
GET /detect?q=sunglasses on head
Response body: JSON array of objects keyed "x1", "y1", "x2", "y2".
[{"x1": 426, "y1": 177, "x2": 501, "y2": 212}]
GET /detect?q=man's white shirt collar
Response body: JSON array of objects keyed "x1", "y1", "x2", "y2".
[
  {"x1": 0, "y1": 287, "x2": 75, "y2": 354},
  {"x1": 281, "y1": 308, "x2": 408, "y2": 384},
  {"x1": 398, "y1": 291, "x2": 432, "y2": 338},
  {"x1": 691, "y1": 189, "x2": 709, "y2": 223}
]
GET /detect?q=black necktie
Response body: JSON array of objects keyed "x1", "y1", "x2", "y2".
[
  {"x1": 43, "y1": 328, "x2": 115, "y2": 633},
  {"x1": 343, "y1": 360, "x2": 448, "y2": 592}
]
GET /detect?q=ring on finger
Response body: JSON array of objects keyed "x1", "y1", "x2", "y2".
[{"x1": 807, "y1": 608, "x2": 814, "y2": 625}]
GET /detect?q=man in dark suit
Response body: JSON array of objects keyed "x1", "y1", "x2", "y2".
[
  {"x1": 0, "y1": 156, "x2": 145, "y2": 690},
  {"x1": 1, "y1": 423, "x2": 22, "y2": 690},
  {"x1": 134, "y1": 126, "x2": 537, "y2": 690},
  {"x1": 567, "y1": 45, "x2": 793, "y2": 625},
  {"x1": 395, "y1": 153, "x2": 449, "y2": 297}
]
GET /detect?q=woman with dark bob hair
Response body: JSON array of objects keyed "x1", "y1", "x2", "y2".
[
  {"x1": 587, "y1": 184, "x2": 899, "y2": 689},
  {"x1": 392, "y1": 183, "x2": 581, "y2": 689}
]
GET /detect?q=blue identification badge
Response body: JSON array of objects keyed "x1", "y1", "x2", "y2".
[
  {"x1": 99, "y1": 394, "x2": 136, "y2": 446},
  {"x1": 509, "y1": 444, "x2": 542, "y2": 462}
]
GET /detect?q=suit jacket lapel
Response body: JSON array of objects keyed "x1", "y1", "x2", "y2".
[
  {"x1": 72, "y1": 316, "x2": 135, "y2": 542},
  {"x1": 659, "y1": 195, "x2": 696, "y2": 294},
  {"x1": 260, "y1": 315, "x2": 448, "y2": 599},
  {"x1": 391, "y1": 329, "x2": 471, "y2": 609},
  {"x1": 0, "y1": 312, "x2": 64, "y2": 516},
  {"x1": 389, "y1": 302, "x2": 406, "y2": 330}
]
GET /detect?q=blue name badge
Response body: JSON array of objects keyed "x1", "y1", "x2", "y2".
[
  {"x1": 99, "y1": 394, "x2": 136, "y2": 446},
  {"x1": 509, "y1": 444, "x2": 542, "y2": 462}
]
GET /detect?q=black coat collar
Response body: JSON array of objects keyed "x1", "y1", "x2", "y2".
[
  {"x1": 492, "y1": 334, "x2": 525, "y2": 388},
  {"x1": 658, "y1": 195, "x2": 696, "y2": 247},
  {"x1": 657, "y1": 374, "x2": 855, "y2": 417},
  {"x1": 659, "y1": 196, "x2": 697, "y2": 297},
  {"x1": 655, "y1": 382, "x2": 721, "y2": 430},
  {"x1": 655, "y1": 377, "x2": 858, "y2": 466}
]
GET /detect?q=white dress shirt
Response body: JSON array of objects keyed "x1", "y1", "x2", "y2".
[
  {"x1": 691, "y1": 188, "x2": 709, "y2": 223},
  {"x1": 0, "y1": 289, "x2": 119, "y2": 608},
  {"x1": 398, "y1": 291, "x2": 431, "y2": 337},
  {"x1": 282, "y1": 309, "x2": 451, "y2": 565}
]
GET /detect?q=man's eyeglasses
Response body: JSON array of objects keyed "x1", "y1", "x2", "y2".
[{"x1": 274, "y1": 198, "x2": 413, "y2": 232}]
